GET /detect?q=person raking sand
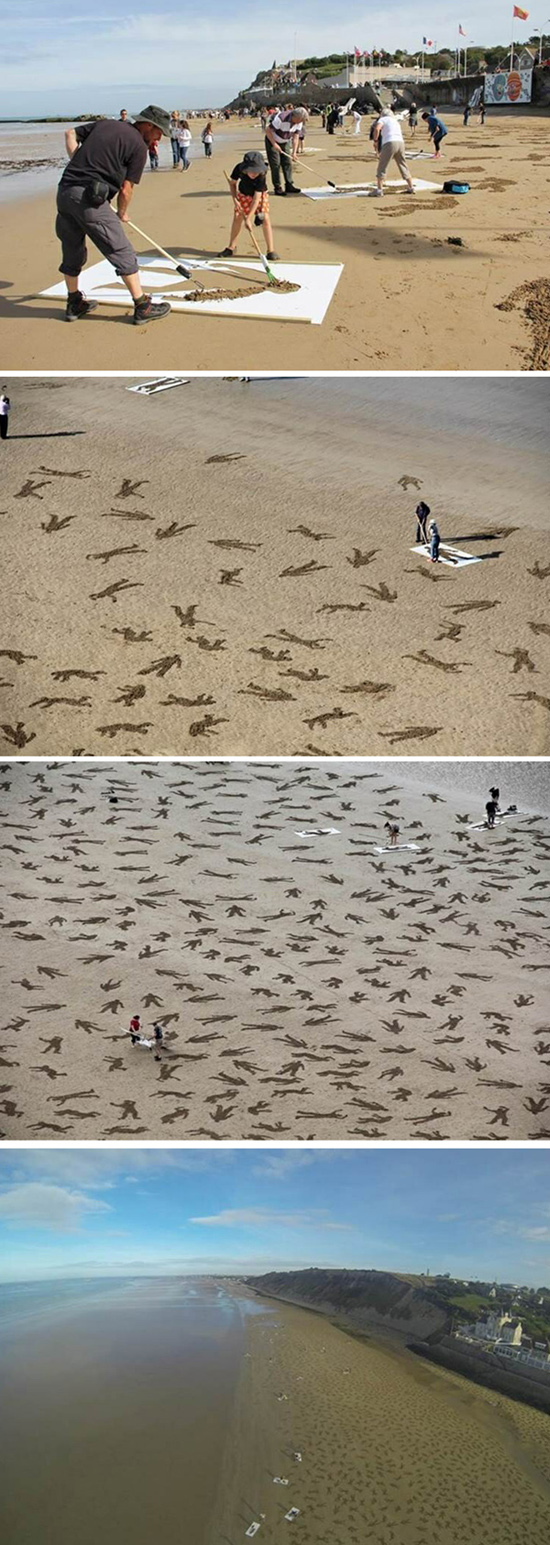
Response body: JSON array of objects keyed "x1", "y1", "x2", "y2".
[
  {"x1": 55, "y1": 105, "x2": 173, "y2": 325},
  {"x1": 372, "y1": 108, "x2": 415, "y2": 196},
  {"x1": 219, "y1": 152, "x2": 279, "y2": 262}
]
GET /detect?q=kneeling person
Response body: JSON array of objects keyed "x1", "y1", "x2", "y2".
[
  {"x1": 56, "y1": 105, "x2": 172, "y2": 325},
  {"x1": 219, "y1": 152, "x2": 278, "y2": 261}
]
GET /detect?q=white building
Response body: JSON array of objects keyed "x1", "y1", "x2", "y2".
[{"x1": 471, "y1": 1312, "x2": 522, "y2": 1344}]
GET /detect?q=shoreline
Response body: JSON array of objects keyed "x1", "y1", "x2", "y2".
[{"x1": 209, "y1": 1287, "x2": 550, "y2": 1545}]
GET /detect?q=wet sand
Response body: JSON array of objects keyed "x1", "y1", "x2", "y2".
[
  {"x1": 0, "y1": 1276, "x2": 256, "y2": 1545},
  {"x1": 1, "y1": 757, "x2": 549, "y2": 1141},
  {"x1": 2, "y1": 375, "x2": 549, "y2": 759},
  {"x1": 213, "y1": 1289, "x2": 550, "y2": 1545},
  {"x1": 1, "y1": 112, "x2": 549, "y2": 369}
]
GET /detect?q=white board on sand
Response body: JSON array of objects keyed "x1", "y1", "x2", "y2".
[
  {"x1": 295, "y1": 827, "x2": 340, "y2": 837},
  {"x1": 41, "y1": 254, "x2": 343, "y2": 326},
  {"x1": 468, "y1": 810, "x2": 521, "y2": 830},
  {"x1": 127, "y1": 376, "x2": 190, "y2": 394},
  {"x1": 302, "y1": 177, "x2": 442, "y2": 201},
  {"x1": 410, "y1": 542, "x2": 482, "y2": 569},
  {"x1": 374, "y1": 843, "x2": 422, "y2": 853}
]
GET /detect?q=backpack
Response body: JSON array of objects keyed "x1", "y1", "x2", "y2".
[{"x1": 443, "y1": 180, "x2": 470, "y2": 194}]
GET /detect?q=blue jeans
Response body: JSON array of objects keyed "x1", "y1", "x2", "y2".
[
  {"x1": 179, "y1": 146, "x2": 190, "y2": 169},
  {"x1": 430, "y1": 535, "x2": 440, "y2": 561},
  {"x1": 171, "y1": 136, "x2": 179, "y2": 166}
]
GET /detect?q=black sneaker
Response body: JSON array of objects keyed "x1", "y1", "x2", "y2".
[
  {"x1": 65, "y1": 292, "x2": 98, "y2": 322},
  {"x1": 285, "y1": 186, "x2": 301, "y2": 196},
  {"x1": 273, "y1": 187, "x2": 285, "y2": 196},
  {"x1": 217, "y1": 247, "x2": 235, "y2": 258},
  {"x1": 266, "y1": 251, "x2": 280, "y2": 261},
  {"x1": 133, "y1": 294, "x2": 171, "y2": 325}
]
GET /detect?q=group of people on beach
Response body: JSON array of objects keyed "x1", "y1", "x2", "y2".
[
  {"x1": 167, "y1": 110, "x2": 214, "y2": 169},
  {"x1": 128, "y1": 1016, "x2": 164, "y2": 1061},
  {"x1": 415, "y1": 499, "x2": 440, "y2": 561},
  {"x1": 52, "y1": 92, "x2": 454, "y2": 323}
]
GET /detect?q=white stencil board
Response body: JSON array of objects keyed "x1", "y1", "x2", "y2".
[
  {"x1": 410, "y1": 542, "x2": 482, "y2": 568},
  {"x1": 41, "y1": 254, "x2": 343, "y2": 326},
  {"x1": 302, "y1": 177, "x2": 443, "y2": 200}
]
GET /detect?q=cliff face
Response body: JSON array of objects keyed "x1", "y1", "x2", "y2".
[{"x1": 244, "y1": 1269, "x2": 450, "y2": 1342}]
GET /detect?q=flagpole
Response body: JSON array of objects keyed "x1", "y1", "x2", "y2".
[{"x1": 510, "y1": 8, "x2": 514, "y2": 70}]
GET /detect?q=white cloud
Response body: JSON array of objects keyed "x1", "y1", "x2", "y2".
[
  {"x1": 0, "y1": 1183, "x2": 111, "y2": 1232},
  {"x1": 189, "y1": 1207, "x2": 350, "y2": 1230}
]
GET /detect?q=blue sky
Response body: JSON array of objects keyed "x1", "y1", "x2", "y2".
[
  {"x1": 1, "y1": 3, "x2": 537, "y2": 116},
  {"x1": 1, "y1": 1149, "x2": 549, "y2": 1286}
]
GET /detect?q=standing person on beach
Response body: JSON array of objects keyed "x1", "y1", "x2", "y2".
[
  {"x1": 352, "y1": 108, "x2": 362, "y2": 135},
  {"x1": 372, "y1": 108, "x2": 415, "y2": 196},
  {"x1": 201, "y1": 121, "x2": 214, "y2": 157},
  {"x1": 485, "y1": 799, "x2": 497, "y2": 829},
  {"x1": 152, "y1": 1023, "x2": 164, "y2": 1062},
  {"x1": 219, "y1": 152, "x2": 278, "y2": 261},
  {"x1": 0, "y1": 387, "x2": 10, "y2": 440},
  {"x1": 177, "y1": 119, "x2": 192, "y2": 169},
  {"x1": 265, "y1": 107, "x2": 307, "y2": 194},
  {"x1": 385, "y1": 821, "x2": 400, "y2": 847},
  {"x1": 129, "y1": 1015, "x2": 141, "y2": 1044},
  {"x1": 55, "y1": 105, "x2": 172, "y2": 324},
  {"x1": 408, "y1": 101, "x2": 418, "y2": 136},
  {"x1": 415, "y1": 500, "x2": 431, "y2": 544},
  {"x1": 422, "y1": 108, "x2": 448, "y2": 158},
  {"x1": 463, "y1": 103, "x2": 470, "y2": 126},
  {"x1": 428, "y1": 519, "x2": 440, "y2": 562},
  {"x1": 169, "y1": 111, "x2": 180, "y2": 166},
  {"x1": 479, "y1": 100, "x2": 486, "y2": 124}
]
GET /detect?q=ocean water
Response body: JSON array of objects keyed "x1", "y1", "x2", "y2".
[{"x1": 0, "y1": 1275, "x2": 265, "y2": 1545}]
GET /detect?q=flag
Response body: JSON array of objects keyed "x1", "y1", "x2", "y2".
[
  {"x1": 354, "y1": 46, "x2": 362, "y2": 58},
  {"x1": 423, "y1": 37, "x2": 433, "y2": 46},
  {"x1": 459, "y1": 24, "x2": 467, "y2": 36},
  {"x1": 513, "y1": 4, "x2": 529, "y2": 16}
]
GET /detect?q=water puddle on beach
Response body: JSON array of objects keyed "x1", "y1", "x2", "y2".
[{"x1": 0, "y1": 1276, "x2": 264, "y2": 1545}]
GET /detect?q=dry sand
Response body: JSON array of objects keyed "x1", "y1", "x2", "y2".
[
  {"x1": 2, "y1": 375, "x2": 549, "y2": 759},
  {"x1": 211, "y1": 1289, "x2": 550, "y2": 1545},
  {"x1": 1, "y1": 114, "x2": 550, "y2": 370},
  {"x1": 1, "y1": 757, "x2": 549, "y2": 1142}
]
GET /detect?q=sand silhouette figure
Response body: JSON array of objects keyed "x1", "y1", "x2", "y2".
[
  {"x1": 0, "y1": 759, "x2": 548, "y2": 1141},
  {"x1": 1, "y1": 377, "x2": 548, "y2": 758}
]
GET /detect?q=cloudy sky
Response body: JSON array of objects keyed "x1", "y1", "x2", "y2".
[
  {"x1": 1, "y1": 1148, "x2": 549, "y2": 1285},
  {"x1": 2, "y1": 3, "x2": 535, "y2": 116}
]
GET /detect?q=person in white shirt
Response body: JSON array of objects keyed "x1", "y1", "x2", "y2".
[
  {"x1": 201, "y1": 122, "x2": 214, "y2": 157},
  {"x1": 372, "y1": 107, "x2": 414, "y2": 195},
  {"x1": 352, "y1": 109, "x2": 362, "y2": 136},
  {"x1": 177, "y1": 120, "x2": 192, "y2": 170},
  {"x1": 0, "y1": 389, "x2": 10, "y2": 441}
]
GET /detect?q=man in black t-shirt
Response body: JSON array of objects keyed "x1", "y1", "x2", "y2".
[{"x1": 56, "y1": 105, "x2": 172, "y2": 325}]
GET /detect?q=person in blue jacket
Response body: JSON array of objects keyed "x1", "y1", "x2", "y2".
[{"x1": 422, "y1": 109, "x2": 447, "y2": 158}]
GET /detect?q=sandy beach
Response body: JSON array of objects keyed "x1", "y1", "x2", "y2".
[
  {"x1": 2, "y1": 375, "x2": 549, "y2": 759},
  {"x1": 1, "y1": 757, "x2": 549, "y2": 1141},
  {"x1": 1, "y1": 113, "x2": 549, "y2": 370},
  {"x1": 212, "y1": 1288, "x2": 550, "y2": 1545}
]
